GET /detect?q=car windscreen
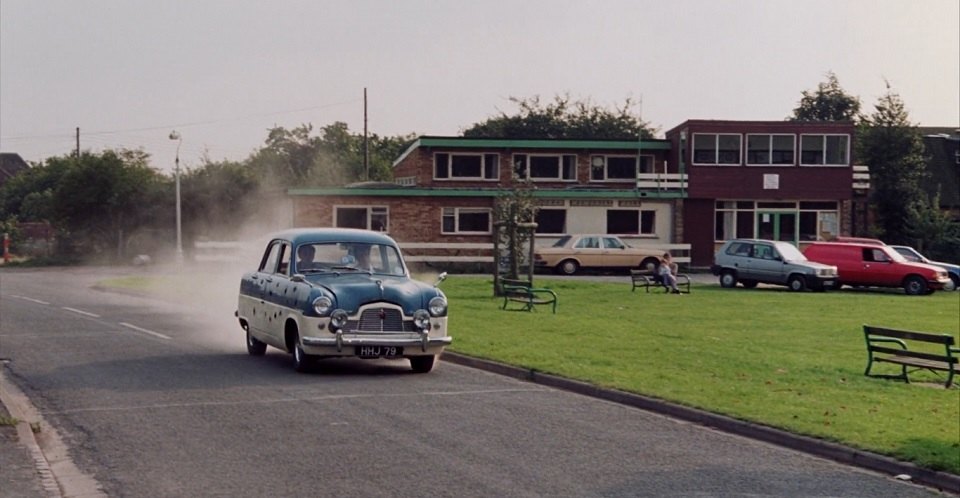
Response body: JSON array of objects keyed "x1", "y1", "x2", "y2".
[
  {"x1": 552, "y1": 236, "x2": 572, "y2": 248},
  {"x1": 774, "y1": 242, "x2": 806, "y2": 261},
  {"x1": 295, "y1": 242, "x2": 406, "y2": 276}
]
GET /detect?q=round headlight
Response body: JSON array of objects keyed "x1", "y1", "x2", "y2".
[
  {"x1": 428, "y1": 296, "x2": 447, "y2": 317},
  {"x1": 329, "y1": 309, "x2": 349, "y2": 331},
  {"x1": 312, "y1": 296, "x2": 333, "y2": 316},
  {"x1": 413, "y1": 309, "x2": 431, "y2": 331}
]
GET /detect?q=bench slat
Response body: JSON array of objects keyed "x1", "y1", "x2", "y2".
[
  {"x1": 864, "y1": 326, "x2": 956, "y2": 345},
  {"x1": 869, "y1": 346, "x2": 959, "y2": 364},
  {"x1": 875, "y1": 355, "x2": 955, "y2": 372}
]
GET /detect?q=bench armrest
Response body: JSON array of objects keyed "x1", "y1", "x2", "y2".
[
  {"x1": 528, "y1": 287, "x2": 558, "y2": 298},
  {"x1": 867, "y1": 337, "x2": 908, "y2": 350}
]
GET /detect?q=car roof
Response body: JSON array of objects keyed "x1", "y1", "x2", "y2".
[
  {"x1": 270, "y1": 228, "x2": 398, "y2": 246},
  {"x1": 806, "y1": 241, "x2": 888, "y2": 248}
]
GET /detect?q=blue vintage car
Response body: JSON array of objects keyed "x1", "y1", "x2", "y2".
[{"x1": 237, "y1": 228, "x2": 451, "y2": 373}]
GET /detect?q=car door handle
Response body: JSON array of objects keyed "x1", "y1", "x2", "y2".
[{"x1": 264, "y1": 277, "x2": 273, "y2": 283}]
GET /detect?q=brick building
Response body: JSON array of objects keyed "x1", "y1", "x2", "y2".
[{"x1": 288, "y1": 120, "x2": 861, "y2": 267}]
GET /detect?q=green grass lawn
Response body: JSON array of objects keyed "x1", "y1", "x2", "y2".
[{"x1": 439, "y1": 275, "x2": 960, "y2": 474}]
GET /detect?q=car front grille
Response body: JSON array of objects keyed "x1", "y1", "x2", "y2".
[{"x1": 346, "y1": 307, "x2": 415, "y2": 332}]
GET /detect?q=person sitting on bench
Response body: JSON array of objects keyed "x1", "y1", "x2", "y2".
[{"x1": 659, "y1": 253, "x2": 682, "y2": 294}]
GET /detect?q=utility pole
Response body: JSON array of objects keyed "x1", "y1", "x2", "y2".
[
  {"x1": 75, "y1": 127, "x2": 80, "y2": 157},
  {"x1": 363, "y1": 87, "x2": 369, "y2": 181}
]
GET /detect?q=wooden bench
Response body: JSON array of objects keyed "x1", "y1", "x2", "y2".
[
  {"x1": 863, "y1": 325, "x2": 958, "y2": 388},
  {"x1": 500, "y1": 278, "x2": 558, "y2": 314},
  {"x1": 630, "y1": 269, "x2": 691, "y2": 294}
]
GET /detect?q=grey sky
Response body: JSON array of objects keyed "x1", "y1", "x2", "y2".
[{"x1": 1, "y1": 0, "x2": 958, "y2": 173}]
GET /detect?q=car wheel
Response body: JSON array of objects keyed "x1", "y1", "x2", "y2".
[
  {"x1": 945, "y1": 275, "x2": 959, "y2": 292},
  {"x1": 719, "y1": 271, "x2": 737, "y2": 288},
  {"x1": 903, "y1": 275, "x2": 927, "y2": 296},
  {"x1": 292, "y1": 334, "x2": 312, "y2": 372},
  {"x1": 245, "y1": 326, "x2": 267, "y2": 356},
  {"x1": 640, "y1": 257, "x2": 660, "y2": 273},
  {"x1": 409, "y1": 355, "x2": 436, "y2": 373},
  {"x1": 557, "y1": 259, "x2": 579, "y2": 275},
  {"x1": 740, "y1": 280, "x2": 758, "y2": 289},
  {"x1": 788, "y1": 275, "x2": 807, "y2": 292}
]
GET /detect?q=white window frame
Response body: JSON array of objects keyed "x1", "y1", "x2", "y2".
[
  {"x1": 692, "y1": 133, "x2": 742, "y2": 166},
  {"x1": 441, "y1": 207, "x2": 492, "y2": 235},
  {"x1": 746, "y1": 134, "x2": 796, "y2": 166},
  {"x1": 799, "y1": 134, "x2": 850, "y2": 166},
  {"x1": 333, "y1": 205, "x2": 389, "y2": 231},
  {"x1": 589, "y1": 154, "x2": 655, "y2": 182},
  {"x1": 513, "y1": 154, "x2": 577, "y2": 181},
  {"x1": 433, "y1": 152, "x2": 499, "y2": 181}
]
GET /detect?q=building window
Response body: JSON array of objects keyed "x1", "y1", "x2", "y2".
[
  {"x1": 434, "y1": 153, "x2": 499, "y2": 180},
  {"x1": 606, "y1": 209, "x2": 656, "y2": 235},
  {"x1": 535, "y1": 209, "x2": 566, "y2": 234},
  {"x1": 335, "y1": 206, "x2": 389, "y2": 231},
  {"x1": 441, "y1": 208, "x2": 491, "y2": 234},
  {"x1": 746, "y1": 134, "x2": 795, "y2": 165},
  {"x1": 714, "y1": 200, "x2": 839, "y2": 242},
  {"x1": 589, "y1": 155, "x2": 653, "y2": 181},
  {"x1": 800, "y1": 135, "x2": 849, "y2": 165},
  {"x1": 513, "y1": 154, "x2": 577, "y2": 181},
  {"x1": 692, "y1": 133, "x2": 741, "y2": 165}
]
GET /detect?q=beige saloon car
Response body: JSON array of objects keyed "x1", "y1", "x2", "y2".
[{"x1": 534, "y1": 234, "x2": 663, "y2": 275}]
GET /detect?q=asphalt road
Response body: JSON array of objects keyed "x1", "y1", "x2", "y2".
[{"x1": 0, "y1": 266, "x2": 946, "y2": 497}]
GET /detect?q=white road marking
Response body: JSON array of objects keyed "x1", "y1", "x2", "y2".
[
  {"x1": 119, "y1": 322, "x2": 172, "y2": 340},
  {"x1": 10, "y1": 295, "x2": 51, "y2": 305},
  {"x1": 62, "y1": 306, "x2": 101, "y2": 318}
]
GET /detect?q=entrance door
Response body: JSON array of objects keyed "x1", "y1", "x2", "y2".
[{"x1": 757, "y1": 212, "x2": 797, "y2": 243}]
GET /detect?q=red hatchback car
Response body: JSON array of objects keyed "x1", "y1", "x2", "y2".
[{"x1": 803, "y1": 242, "x2": 951, "y2": 295}]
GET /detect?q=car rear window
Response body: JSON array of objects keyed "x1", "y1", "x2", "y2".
[{"x1": 726, "y1": 242, "x2": 751, "y2": 256}]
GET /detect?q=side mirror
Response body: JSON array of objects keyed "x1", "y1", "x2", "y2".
[
  {"x1": 291, "y1": 274, "x2": 305, "y2": 283},
  {"x1": 435, "y1": 272, "x2": 448, "y2": 286}
]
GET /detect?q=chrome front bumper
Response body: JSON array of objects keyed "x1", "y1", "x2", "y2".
[{"x1": 301, "y1": 330, "x2": 452, "y2": 353}]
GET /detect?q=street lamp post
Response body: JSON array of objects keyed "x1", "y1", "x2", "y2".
[{"x1": 168, "y1": 131, "x2": 184, "y2": 265}]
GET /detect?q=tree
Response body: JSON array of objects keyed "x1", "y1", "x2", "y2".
[
  {"x1": 50, "y1": 150, "x2": 168, "y2": 260},
  {"x1": 493, "y1": 180, "x2": 538, "y2": 286},
  {"x1": 0, "y1": 159, "x2": 72, "y2": 221},
  {"x1": 858, "y1": 84, "x2": 928, "y2": 245},
  {"x1": 247, "y1": 122, "x2": 416, "y2": 187},
  {"x1": 907, "y1": 192, "x2": 960, "y2": 262},
  {"x1": 463, "y1": 95, "x2": 656, "y2": 139},
  {"x1": 789, "y1": 72, "x2": 861, "y2": 122},
  {"x1": 180, "y1": 159, "x2": 260, "y2": 240}
]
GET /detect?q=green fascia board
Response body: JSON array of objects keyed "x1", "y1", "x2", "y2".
[
  {"x1": 288, "y1": 187, "x2": 685, "y2": 199},
  {"x1": 415, "y1": 136, "x2": 671, "y2": 150}
]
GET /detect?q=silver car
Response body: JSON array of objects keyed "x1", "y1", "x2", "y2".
[{"x1": 711, "y1": 239, "x2": 838, "y2": 291}]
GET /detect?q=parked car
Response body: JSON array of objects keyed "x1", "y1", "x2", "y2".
[
  {"x1": 534, "y1": 234, "x2": 663, "y2": 275},
  {"x1": 803, "y1": 242, "x2": 951, "y2": 295},
  {"x1": 236, "y1": 228, "x2": 452, "y2": 373},
  {"x1": 889, "y1": 245, "x2": 959, "y2": 291},
  {"x1": 711, "y1": 239, "x2": 838, "y2": 291},
  {"x1": 830, "y1": 236, "x2": 886, "y2": 245}
]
